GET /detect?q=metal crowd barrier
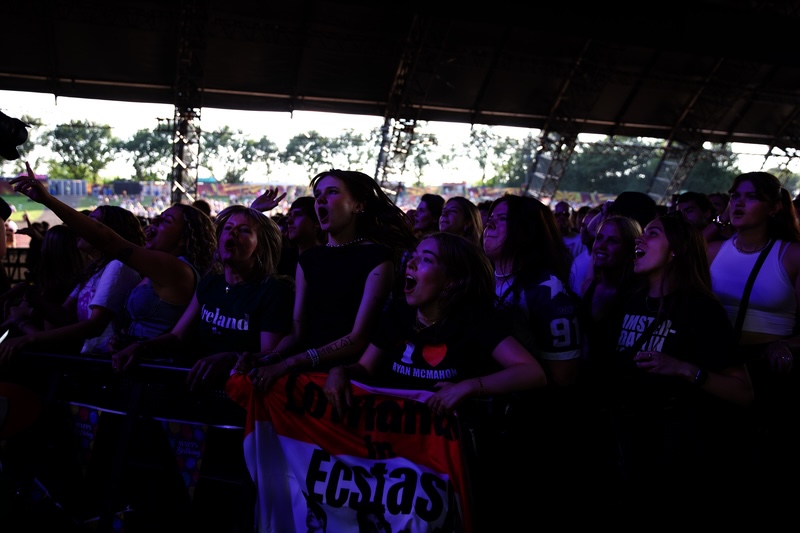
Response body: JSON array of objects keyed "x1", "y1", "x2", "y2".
[
  {"x1": 3, "y1": 247, "x2": 28, "y2": 283},
  {"x1": 0, "y1": 351, "x2": 253, "y2": 532}
]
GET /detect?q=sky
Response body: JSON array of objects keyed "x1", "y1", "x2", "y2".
[
  {"x1": 1, "y1": 89, "x2": 517, "y2": 185},
  {"x1": 0, "y1": 89, "x2": 785, "y2": 185}
]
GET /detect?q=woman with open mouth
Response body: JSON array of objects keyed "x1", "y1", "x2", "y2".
[
  {"x1": 707, "y1": 171, "x2": 800, "y2": 488},
  {"x1": 578, "y1": 214, "x2": 642, "y2": 390},
  {"x1": 236, "y1": 169, "x2": 417, "y2": 391},
  {"x1": 322, "y1": 231, "x2": 547, "y2": 532},
  {"x1": 323, "y1": 231, "x2": 546, "y2": 410},
  {"x1": 604, "y1": 212, "x2": 753, "y2": 492},
  {"x1": 109, "y1": 204, "x2": 294, "y2": 393}
]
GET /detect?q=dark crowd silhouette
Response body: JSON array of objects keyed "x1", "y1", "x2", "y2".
[{"x1": 0, "y1": 164, "x2": 798, "y2": 531}]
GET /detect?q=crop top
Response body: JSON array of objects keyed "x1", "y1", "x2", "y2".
[{"x1": 710, "y1": 238, "x2": 796, "y2": 336}]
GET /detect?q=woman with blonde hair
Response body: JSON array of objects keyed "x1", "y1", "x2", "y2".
[{"x1": 438, "y1": 195, "x2": 483, "y2": 246}]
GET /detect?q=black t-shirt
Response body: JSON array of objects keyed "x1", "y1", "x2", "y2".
[
  {"x1": 370, "y1": 298, "x2": 510, "y2": 391},
  {"x1": 186, "y1": 273, "x2": 294, "y2": 360},
  {"x1": 605, "y1": 289, "x2": 742, "y2": 411}
]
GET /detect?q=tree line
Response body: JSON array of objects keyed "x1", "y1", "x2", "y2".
[{"x1": 2, "y1": 116, "x2": 798, "y2": 196}]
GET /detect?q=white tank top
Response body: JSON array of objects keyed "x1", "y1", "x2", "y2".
[{"x1": 710, "y1": 238, "x2": 796, "y2": 336}]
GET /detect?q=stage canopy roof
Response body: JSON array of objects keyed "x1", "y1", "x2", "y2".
[{"x1": 4, "y1": 1, "x2": 800, "y2": 152}]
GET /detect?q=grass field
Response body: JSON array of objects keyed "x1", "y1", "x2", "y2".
[
  {"x1": 1, "y1": 193, "x2": 235, "y2": 225},
  {"x1": 1, "y1": 194, "x2": 98, "y2": 224}
]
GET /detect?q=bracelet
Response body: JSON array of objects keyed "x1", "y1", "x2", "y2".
[
  {"x1": 476, "y1": 376, "x2": 484, "y2": 397},
  {"x1": 693, "y1": 368, "x2": 709, "y2": 387},
  {"x1": 306, "y1": 348, "x2": 320, "y2": 368}
]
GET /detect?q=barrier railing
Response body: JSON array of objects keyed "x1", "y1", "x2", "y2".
[
  {"x1": 0, "y1": 351, "x2": 252, "y2": 532},
  {"x1": 3, "y1": 247, "x2": 28, "y2": 283}
]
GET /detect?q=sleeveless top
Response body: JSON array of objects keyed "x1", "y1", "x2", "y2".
[
  {"x1": 124, "y1": 256, "x2": 199, "y2": 341},
  {"x1": 299, "y1": 243, "x2": 393, "y2": 357},
  {"x1": 710, "y1": 238, "x2": 796, "y2": 336}
]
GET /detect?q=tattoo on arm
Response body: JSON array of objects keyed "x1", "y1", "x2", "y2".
[{"x1": 318, "y1": 336, "x2": 353, "y2": 357}]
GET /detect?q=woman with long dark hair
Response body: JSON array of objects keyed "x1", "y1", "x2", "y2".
[
  {"x1": 602, "y1": 213, "x2": 752, "y2": 492},
  {"x1": 483, "y1": 194, "x2": 581, "y2": 385},
  {"x1": 708, "y1": 171, "x2": 800, "y2": 486},
  {"x1": 323, "y1": 232, "x2": 547, "y2": 531},
  {"x1": 236, "y1": 169, "x2": 417, "y2": 389}
]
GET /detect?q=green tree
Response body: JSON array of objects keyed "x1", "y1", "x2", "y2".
[
  {"x1": 201, "y1": 126, "x2": 267, "y2": 184},
  {"x1": 562, "y1": 137, "x2": 662, "y2": 194},
  {"x1": 252, "y1": 135, "x2": 281, "y2": 177},
  {"x1": 436, "y1": 144, "x2": 459, "y2": 170},
  {"x1": 681, "y1": 146, "x2": 740, "y2": 194},
  {"x1": 406, "y1": 132, "x2": 438, "y2": 186},
  {"x1": 464, "y1": 126, "x2": 499, "y2": 183},
  {"x1": 280, "y1": 131, "x2": 338, "y2": 173},
  {"x1": 117, "y1": 128, "x2": 173, "y2": 181},
  {"x1": 330, "y1": 129, "x2": 380, "y2": 170},
  {"x1": 491, "y1": 134, "x2": 531, "y2": 187},
  {"x1": 45, "y1": 120, "x2": 116, "y2": 185}
]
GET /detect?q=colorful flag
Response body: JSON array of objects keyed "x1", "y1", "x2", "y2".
[
  {"x1": 68, "y1": 403, "x2": 105, "y2": 477},
  {"x1": 162, "y1": 421, "x2": 208, "y2": 500},
  {"x1": 226, "y1": 372, "x2": 473, "y2": 532}
]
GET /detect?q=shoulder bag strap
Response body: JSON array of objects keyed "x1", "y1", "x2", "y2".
[
  {"x1": 733, "y1": 239, "x2": 777, "y2": 341},
  {"x1": 619, "y1": 314, "x2": 665, "y2": 359}
]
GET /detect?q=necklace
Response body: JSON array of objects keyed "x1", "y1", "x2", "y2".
[
  {"x1": 733, "y1": 235, "x2": 771, "y2": 254},
  {"x1": 414, "y1": 310, "x2": 437, "y2": 332},
  {"x1": 225, "y1": 279, "x2": 246, "y2": 293},
  {"x1": 494, "y1": 269, "x2": 518, "y2": 279},
  {"x1": 326, "y1": 237, "x2": 365, "y2": 248},
  {"x1": 645, "y1": 295, "x2": 660, "y2": 312}
]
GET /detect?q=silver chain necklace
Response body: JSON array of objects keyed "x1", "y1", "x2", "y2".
[
  {"x1": 326, "y1": 237, "x2": 365, "y2": 248},
  {"x1": 733, "y1": 235, "x2": 771, "y2": 254}
]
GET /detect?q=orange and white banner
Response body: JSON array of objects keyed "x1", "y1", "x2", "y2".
[{"x1": 226, "y1": 372, "x2": 473, "y2": 533}]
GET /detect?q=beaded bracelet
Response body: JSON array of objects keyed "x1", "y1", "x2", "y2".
[{"x1": 306, "y1": 348, "x2": 320, "y2": 368}]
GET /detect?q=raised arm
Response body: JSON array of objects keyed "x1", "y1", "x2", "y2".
[
  {"x1": 250, "y1": 188, "x2": 287, "y2": 212},
  {"x1": 13, "y1": 163, "x2": 135, "y2": 257},
  {"x1": 13, "y1": 163, "x2": 195, "y2": 303}
]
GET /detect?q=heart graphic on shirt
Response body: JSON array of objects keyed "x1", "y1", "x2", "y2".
[{"x1": 422, "y1": 344, "x2": 447, "y2": 367}]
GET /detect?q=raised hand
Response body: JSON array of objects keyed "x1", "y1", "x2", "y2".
[
  {"x1": 250, "y1": 188, "x2": 287, "y2": 212},
  {"x1": 10, "y1": 162, "x2": 51, "y2": 203}
]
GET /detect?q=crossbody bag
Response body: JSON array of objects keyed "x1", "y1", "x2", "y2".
[{"x1": 733, "y1": 239, "x2": 776, "y2": 342}]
